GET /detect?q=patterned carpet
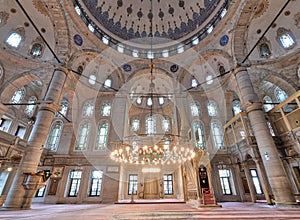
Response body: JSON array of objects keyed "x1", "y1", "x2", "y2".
[{"x1": 1, "y1": 202, "x2": 300, "y2": 219}]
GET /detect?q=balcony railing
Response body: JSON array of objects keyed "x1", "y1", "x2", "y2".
[
  {"x1": 224, "y1": 112, "x2": 255, "y2": 147},
  {"x1": 268, "y1": 90, "x2": 300, "y2": 136}
]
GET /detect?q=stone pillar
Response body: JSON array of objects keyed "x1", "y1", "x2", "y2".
[
  {"x1": 242, "y1": 162, "x2": 257, "y2": 203},
  {"x1": 253, "y1": 158, "x2": 273, "y2": 204},
  {"x1": 3, "y1": 68, "x2": 67, "y2": 209},
  {"x1": 232, "y1": 163, "x2": 246, "y2": 202},
  {"x1": 235, "y1": 67, "x2": 297, "y2": 206}
]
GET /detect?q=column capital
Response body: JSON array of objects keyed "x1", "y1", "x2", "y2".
[
  {"x1": 234, "y1": 66, "x2": 248, "y2": 75},
  {"x1": 39, "y1": 102, "x2": 60, "y2": 113},
  {"x1": 54, "y1": 66, "x2": 68, "y2": 75}
]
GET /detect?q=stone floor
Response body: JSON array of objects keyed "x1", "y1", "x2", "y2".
[{"x1": 1, "y1": 202, "x2": 300, "y2": 220}]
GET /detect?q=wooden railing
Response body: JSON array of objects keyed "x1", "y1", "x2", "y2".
[
  {"x1": 223, "y1": 112, "x2": 255, "y2": 147},
  {"x1": 224, "y1": 90, "x2": 300, "y2": 147},
  {"x1": 268, "y1": 90, "x2": 300, "y2": 136}
]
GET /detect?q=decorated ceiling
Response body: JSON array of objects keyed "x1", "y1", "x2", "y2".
[{"x1": 80, "y1": 0, "x2": 226, "y2": 45}]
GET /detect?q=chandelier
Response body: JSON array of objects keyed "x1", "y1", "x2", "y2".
[
  {"x1": 110, "y1": 135, "x2": 196, "y2": 165},
  {"x1": 110, "y1": 0, "x2": 195, "y2": 165}
]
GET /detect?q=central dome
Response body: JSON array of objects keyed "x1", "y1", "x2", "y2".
[
  {"x1": 82, "y1": 0, "x2": 222, "y2": 42},
  {"x1": 75, "y1": 0, "x2": 230, "y2": 57}
]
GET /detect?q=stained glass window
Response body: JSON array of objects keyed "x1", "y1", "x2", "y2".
[
  {"x1": 46, "y1": 121, "x2": 63, "y2": 151},
  {"x1": 207, "y1": 100, "x2": 218, "y2": 117},
  {"x1": 96, "y1": 121, "x2": 109, "y2": 150}
]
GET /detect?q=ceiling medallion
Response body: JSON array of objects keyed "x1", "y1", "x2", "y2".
[
  {"x1": 220, "y1": 35, "x2": 229, "y2": 46},
  {"x1": 73, "y1": 34, "x2": 83, "y2": 46},
  {"x1": 123, "y1": 64, "x2": 132, "y2": 72}
]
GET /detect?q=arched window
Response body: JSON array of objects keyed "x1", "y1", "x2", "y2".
[
  {"x1": 211, "y1": 120, "x2": 224, "y2": 150},
  {"x1": 56, "y1": 99, "x2": 68, "y2": 117},
  {"x1": 6, "y1": 32, "x2": 22, "y2": 48},
  {"x1": 259, "y1": 43, "x2": 271, "y2": 57},
  {"x1": 30, "y1": 43, "x2": 43, "y2": 57},
  {"x1": 82, "y1": 100, "x2": 94, "y2": 117},
  {"x1": 263, "y1": 96, "x2": 274, "y2": 112},
  {"x1": 96, "y1": 121, "x2": 109, "y2": 150},
  {"x1": 24, "y1": 96, "x2": 37, "y2": 117},
  {"x1": 191, "y1": 102, "x2": 201, "y2": 117},
  {"x1": 75, "y1": 122, "x2": 90, "y2": 150},
  {"x1": 277, "y1": 28, "x2": 296, "y2": 49},
  {"x1": 219, "y1": 66, "x2": 226, "y2": 75},
  {"x1": 274, "y1": 87, "x2": 288, "y2": 102},
  {"x1": 131, "y1": 118, "x2": 140, "y2": 131},
  {"x1": 192, "y1": 122, "x2": 205, "y2": 150},
  {"x1": 104, "y1": 78, "x2": 112, "y2": 88},
  {"x1": 88, "y1": 75, "x2": 97, "y2": 85},
  {"x1": 191, "y1": 78, "x2": 198, "y2": 88},
  {"x1": 146, "y1": 115, "x2": 156, "y2": 135},
  {"x1": 46, "y1": 121, "x2": 63, "y2": 151},
  {"x1": 207, "y1": 100, "x2": 218, "y2": 117},
  {"x1": 10, "y1": 87, "x2": 25, "y2": 104},
  {"x1": 162, "y1": 117, "x2": 170, "y2": 132},
  {"x1": 232, "y1": 100, "x2": 241, "y2": 116},
  {"x1": 101, "y1": 103, "x2": 111, "y2": 116}
]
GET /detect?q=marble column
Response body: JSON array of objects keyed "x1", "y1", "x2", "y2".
[
  {"x1": 235, "y1": 66, "x2": 297, "y2": 206},
  {"x1": 242, "y1": 162, "x2": 257, "y2": 203},
  {"x1": 232, "y1": 163, "x2": 246, "y2": 202},
  {"x1": 3, "y1": 68, "x2": 67, "y2": 209}
]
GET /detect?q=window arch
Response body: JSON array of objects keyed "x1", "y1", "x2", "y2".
[
  {"x1": 82, "y1": 100, "x2": 94, "y2": 117},
  {"x1": 104, "y1": 78, "x2": 112, "y2": 88},
  {"x1": 207, "y1": 100, "x2": 218, "y2": 116},
  {"x1": 162, "y1": 117, "x2": 170, "y2": 132},
  {"x1": 89, "y1": 74, "x2": 97, "y2": 85},
  {"x1": 96, "y1": 121, "x2": 109, "y2": 150},
  {"x1": 191, "y1": 78, "x2": 198, "y2": 88},
  {"x1": 24, "y1": 96, "x2": 37, "y2": 117},
  {"x1": 274, "y1": 87, "x2": 288, "y2": 102},
  {"x1": 277, "y1": 28, "x2": 296, "y2": 49},
  {"x1": 10, "y1": 87, "x2": 25, "y2": 104},
  {"x1": 211, "y1": 120, "x2": 225, "y2": 150},
  {"x1": 259, "y1": 43, "x2": 271, "y2": 57},
  {"x1": 101, "y1": 103, "x2": 111, "y2": 116},
  {"x1": 219, "y1": 66, "x2": 226, "y2": 75},
  {"x1": 6, "y1": 31, "x2": 22, "y2": 48},
  {"x1": 75, "y1": 122, "x2": 90, "y2": 150},
  {"x1": 191, "y1": 102, "x2": 201, "y2": 117},
  {"x1": 30, "y1": 43, "x2": 43, "y2": 57},
  {"x1": 131, "y1": 118, "x2": 140, "y2": 131},
  {"x1": 263, "y1": 96, "x2": 274, "y2": 112},
  {"x1": 192, "y1": 121, "x2": 205, "y2": 150},
  {"x1": 232, "y1": 100, "x2": 241, "y2": 116},
  {"x1": 146, "y1": 115, "x2": 156, "y2": 135},
  {"x1": 56, "y1": 99, "x2": 68, "y2": 117},
  {"x1": 46, "y1": 121, "x2": 63, "y2": 151}
]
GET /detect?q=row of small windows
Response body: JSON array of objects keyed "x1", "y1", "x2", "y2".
[
  {"x1": 45, "y1": 120, "x2": 110, "y2": 151},
  {"x1": 263, "y1": 87, "x2": 288, "y2": 112},
  {"x1": 190, "y1": 100, "x2": 218, "y2": 117},
  {"x1": 75, "y1": 121, "x2": 109, "y2": 151},
  {"x1": 192, "y1": 120, "x2": 225, "y2": 150},
  {"x1": 190, "y1": 66, "x2": 226, "y2": 88},
  {"x1": 5, "y1": 31, "x2": 44, "y2": 57},
  {"x1": 82, "y1": 101, "x2": 111, "y2": 117},
  {"x1": 9, "y1": 87, "x2": 37, "y2": 117},
  {"x1": 74, "y1": 3, "x2": 228, "y2": 58},
  {"x1": 36, "y1": 170, "x2": 103, "y2": 198},
  {"x1": 259, "y1": 28, "x2": 296, "y2": 58},
  {"x1": 131, "y1": 116, "x2": 171, "y2": 134}
]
